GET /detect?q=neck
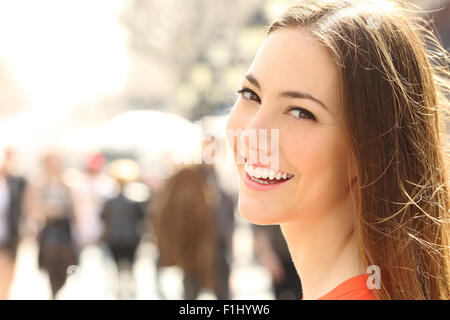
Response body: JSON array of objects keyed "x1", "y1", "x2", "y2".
[{"x1": 280, "y1": 195, "x2": 365, "y2": 300}]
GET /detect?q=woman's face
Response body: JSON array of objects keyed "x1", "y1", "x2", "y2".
[{"x1": 226, "y1": 27, "x2": 357, "y2": 225}]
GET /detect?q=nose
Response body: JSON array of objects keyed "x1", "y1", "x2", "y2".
[{"x1": 239, "y1": 111, "x2": 279, "y2": 167}]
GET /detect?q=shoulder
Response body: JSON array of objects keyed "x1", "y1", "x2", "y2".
[
  {"x1": 318, "y1": 274, "x2": 377, "y2": 300},
  {"x1": 336, "y1": 288, "x2": 376, "y2": 300}
]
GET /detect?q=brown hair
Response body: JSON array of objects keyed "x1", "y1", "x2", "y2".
[
  {"x1": 151, "y1": 164, "x2": 219, "y2": 291},
  {"x1": 269, "y1": 0, "x2": 450, "y2": 299}
]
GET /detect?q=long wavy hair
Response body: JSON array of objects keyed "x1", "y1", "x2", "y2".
[
  {"x1": 151, "y1": 164, "x2": 219, "y2": 292},
  {"x1": 269, "y1": 0, "x2": 450, "y2": 299}
]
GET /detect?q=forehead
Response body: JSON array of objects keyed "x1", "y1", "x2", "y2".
[{"x1": 248, "y1": 27, "x2": 341, "y2": 113}]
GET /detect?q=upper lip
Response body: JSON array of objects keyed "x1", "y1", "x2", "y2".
[{"x1": 245, "y1": 158, "x2": 272, "y2": 169}]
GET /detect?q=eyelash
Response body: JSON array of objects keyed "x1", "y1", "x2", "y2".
[{"x1": 237, "y1": 88, "x2": 317, "y2": 121}]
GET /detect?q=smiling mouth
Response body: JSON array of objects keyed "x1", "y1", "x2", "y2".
[{"x1": 244, "y1": 160, "x2": 294, "y2": 185}]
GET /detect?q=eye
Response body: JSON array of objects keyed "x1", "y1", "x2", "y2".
[
  {"x1": 287, "y1": 107, "x2": 317, "y2": 121},
  {"x1": 237, "y1": 88, "x2": 261, "y2": 103}
]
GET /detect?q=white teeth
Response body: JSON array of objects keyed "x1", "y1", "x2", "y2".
[
  {"x1": 260, "y1": 168, "x2": 265, "y2": 179},
  {"x1": 254, "y1": 167, "x2": 262, "y2": 178},
  {"x1": 249, "y1": 165, "x2": 256, "y2": 177},
  {"x1": 244, "y1": 161, "x2": 293, "y2": 181},
  {"x1": 262, "y1": 168, "x2": 269, "y2": 179}
]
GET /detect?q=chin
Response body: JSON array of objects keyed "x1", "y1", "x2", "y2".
[{"x1": 237, "y1": 192, "x2": 281, "y2": 226}]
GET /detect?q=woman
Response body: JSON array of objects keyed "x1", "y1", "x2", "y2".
[
  {"x1": 35, "y1": 152, "x2": 78, "y2": 299},
  {"x1": 226, "y1": 0, "x2": 449, "y2": 300},
  {"x1": 151, "y1": 165, "x2": 220, "y2": 299}
]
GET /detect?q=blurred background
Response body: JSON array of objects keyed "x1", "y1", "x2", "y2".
[{"x1": 0, "y1": 0, "x2": 448, "y2": 300}]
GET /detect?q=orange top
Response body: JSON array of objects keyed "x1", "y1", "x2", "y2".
[{"x1": 317, "y1": 274, "x2": 376, "y2": 300}]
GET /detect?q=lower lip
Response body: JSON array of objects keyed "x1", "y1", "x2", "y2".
[{"x1": 243, "y1": 170, "x2": 292, "y2": 191}]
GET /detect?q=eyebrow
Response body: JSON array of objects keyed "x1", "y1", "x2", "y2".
[{"x1": 245, "y1": 73, "x2": 330, "y2": 112}]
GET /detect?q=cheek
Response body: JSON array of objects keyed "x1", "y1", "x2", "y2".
[{"x1": 283, "y1": 127, "x2": 351, "y2": 192}]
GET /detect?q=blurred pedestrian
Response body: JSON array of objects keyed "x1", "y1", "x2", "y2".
[
  {"x1": 71, "y1": 152, "x2": 115, "y2": 250},
  {"x1": 33, "y1": 151, "x2": 78, "y2": 299},
  {"x1": 100, "y1": 159, "x2": 145, "y2": 299},
  {"x1": 0, "y1": 148, "x2": 27, "y2": 299},
  {"x1": 152, "y1": 164, "x2": 233, "y2": 300}
]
